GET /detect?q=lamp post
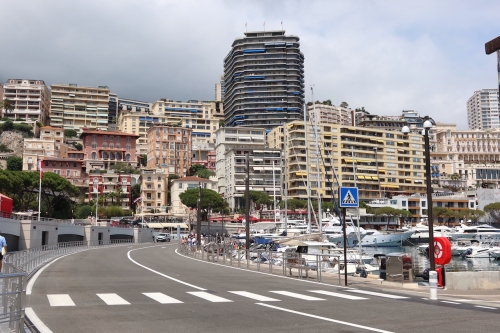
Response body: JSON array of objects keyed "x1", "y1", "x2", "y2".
[
  {"x1": 372, "y1": 147, "x2": 382, "y2": 198},
  {"x1": 402, "y1": 119, "x2": 436, "y2": 295},
  {"x1": 93, "y1": 178, "x2": 99, "y2": 226}
]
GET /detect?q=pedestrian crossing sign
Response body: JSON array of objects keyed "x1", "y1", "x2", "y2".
[{"x1": 339, "y1": 187, "x2": 359, "y2": 208}]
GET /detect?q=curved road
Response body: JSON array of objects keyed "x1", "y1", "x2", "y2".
[{"x1": 26, "y1": 244, "x2": 499, "y2": 333}]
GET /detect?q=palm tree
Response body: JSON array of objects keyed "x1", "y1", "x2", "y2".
[
  {"x1": 450, "y1": 173, "x2": 461, "y2": 191},
  {"x1": 0, "y1": 99, "x2": 15, "y2": 118},
  {"x1": 115, "y1": 186, "x2": 123, "y2": 207},
  {"x1": 108, "y1": 192, "x2": 117, "y2": 205}
]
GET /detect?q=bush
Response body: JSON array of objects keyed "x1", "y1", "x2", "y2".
[
  {"x1": 0, "y1": 144, "x2": 12, "y2": 153},
  {"x1": 99, "y1": 206, "x2": 125, "y2": 218},
  {"x1": 6, "y1": 156, "x2": 22, "y2": 171},
  {"x1": 76, "y1": 205, "x2": 93, "y2": 219},
  {"x1": 64, "y1": 129, "x2": 78, "y2": 138}
]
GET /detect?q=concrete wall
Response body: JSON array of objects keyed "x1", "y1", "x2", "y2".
[
  {"x1": 19, "y1": 220, "x2": 59, "y2": 250},
  {"x1": 84, "y1": 226, "x2": 111, "y2": 244},
  {"x1": 445, "y1": 271, "x2": 500, "y2": 290},
  {"x1": 134, "y1": 228, "x2": 154, "y2": 244}
]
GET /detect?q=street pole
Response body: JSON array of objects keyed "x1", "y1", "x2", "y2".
[
  {"x1": 373, "y1": 147, "x2": 382, "y2": 198},
  {"x1": 342, "y1": 207, "x2": 348, "y2": 286},
  {"x1": 245, "y1": 153, "x2": 250, "y2": 250},
  {"x1": 94, "y1": 178, "x2": 99, "y2": 226},
  {"x1": 197, "y1": 182, "x2": 201, "y2": 245}
]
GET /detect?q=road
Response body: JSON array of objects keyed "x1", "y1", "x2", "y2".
[{"x1": 26, "y1": 243, "x2": 499, "y2": 333}]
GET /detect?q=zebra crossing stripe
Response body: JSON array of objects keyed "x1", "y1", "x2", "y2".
[
  {"x1": 47, "y1": 294, "x2": 75, "y2": 306},
  {"x1": 270, "y1": 291, "x2": 325, "y2": 301},
  {"x1": 346, "y1": 290, "x2": 408, "y2": 299},
  {"x1": 228, "y1": 291, "x2": 280, "y2": 302},
  {"x1": 143, "y1": 293, "x2": 183, "y2": 304},
  {"x1": 187, "y1": 291, "x2": 233, "y2": 302},
  {"x1": 97, "y1": 293, "x2": 130, "y2": 305},
  {"x1": 308, "y1": 290, "x2": 368, "y2": 300}
]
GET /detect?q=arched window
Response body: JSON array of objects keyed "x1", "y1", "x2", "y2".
[
  {"x1": 92, "y1": 135, "x2": 96, "y2": 140},
  {"x1": 110, "y1": 153, "x2": 115, "y2": 160},
  {"x1": 103, "y1": 152, "x2": 108, "y2": 159},
  {"x1": 92, "y1": 142, "x2": 97, "y2": 149},
  {"x1": 126, "y1": 144, "x2": 131, "y2": 151},
  {"x1": 102, "y1": 142, "x2": 108, "y2": 148},
  {"x1": 127, "y1": 137, "x2": 131, "y2": 142},
  {"x1": 126, "y1": 154, "x2": 131, "y2": 161},
  {"x1": 110, "y1": 136, "x2": 114, "y2": 141},
  {"x1": 116, "y1": 143, "x2": 121, "y2": 148},
  {"x1": 103, "y1": 135, "x2": 107, "y2": 141},
  {"x1": 109, "y1": 143, "x2": 114, "y2": 149},
  {"x1": 91, "y1": 152, "x2": 96, "y2": 159},
  {"x1": 116, "y1": 153, "x2": 122, "y2": 160},
  {"x1": 116, "y1": 136, "x2": 120, "y2": 142}
]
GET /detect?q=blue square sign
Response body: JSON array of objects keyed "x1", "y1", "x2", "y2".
[{"x1": 339, "y1": 187, "x2": 359, "y2": 208}]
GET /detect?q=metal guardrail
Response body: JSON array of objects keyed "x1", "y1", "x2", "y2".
[
  {"x1": 1, "y1": 239, "x2": 146, "y2": 332},
  {"x1": 178, "y1": 242, "x2": 342, "y2": 285}
]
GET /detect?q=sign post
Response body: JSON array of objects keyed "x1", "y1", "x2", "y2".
[{"x1": 339, "y1": 187, "x2": 359, "y2": 286}]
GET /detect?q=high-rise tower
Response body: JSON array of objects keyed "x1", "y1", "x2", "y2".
[{"x1": 223, "y1": 30, "x2": 305, "y2": 129}]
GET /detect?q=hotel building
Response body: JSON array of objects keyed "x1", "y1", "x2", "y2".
[{"x1": 467, "y1": 89, "x2": 499, "y2": 130}]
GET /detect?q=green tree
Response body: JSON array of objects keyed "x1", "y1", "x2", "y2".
[
  {"x1": 374, "y1": 207, "x2": 400, "y2": 228},
  {"x1": 0, "y1": 99, "x2": 14, "y2": 118},
  {"x1": 179, "y1": 188, "x2": 224, "y2": 220},
  {"x1": 40, "y1": 172, "x2": 80, "y2": 217},
  {"x1": 0, "y1": 119, "x2": 14, "y2": 131},
  {"x1": 0, "y1": 144, "x2": 12, "y2": 153},
  {"x1": 189, "y1": 164, "x2": 206, "y2": 176},
  {"x1": 6, "y1": 156, "x2": 22, "y2": 171},
  {"x1": 359, "y1": 201, "x2": 375, "y2": 214},
  {"x1": 196, "y1": 168, "x2": 215, "y2": 179},
  {"x1": 64, "y1": 129, "x2": 78, "y2": 138},
  {"x1": 139, "y1": 154, "x2": 147, "y2": 166},
  {"x1": 243, "y1": 190, "x2": 272, "y2": 220},
  {"x1": 131, "y1": 183, "x2": 141, "y2": 209},
  {"x1": 77, "y1": 205, "x2": 92, "y2": 219},
  {"x1": 340, "y1": 101, "x2": 349, "y2": 108},
  {"x1": 218, "y1": 120, "x2": 225, "y2": 128},
  {"x1": 110, "y1": 162, "x2": 139, "y2": 174},
  {"x1": 72, "y1": 142, "x2": 83, "y2": 151},
  {"x1": 432, "y1": 206, "x2": 455, "y2": 225},
  {"x1": 322, "y1": 100, "x2": 332, "y2": 106},
  {"x1": 484, "y1": 202, "x2": 500, "y2": 223}
]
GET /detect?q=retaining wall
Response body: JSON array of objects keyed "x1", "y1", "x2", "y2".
[{"x1": 445, "y1": 271, "x2": 500, "y2": 290}]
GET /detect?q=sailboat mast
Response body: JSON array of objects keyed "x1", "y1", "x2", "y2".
[
  {"x1": 303, "y1": 102, "x2": 312, "y2": 234},
  {"x1": 311, "y1": 86, "x2": 322, "y2": 233},
  {"x1": 283, "y1": 123, "x2": 288, "y2": 231}
]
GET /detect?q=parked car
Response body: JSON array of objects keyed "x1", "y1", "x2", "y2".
[{"x1": 156, "y1": 233, "x2": 171, "y2": 242}]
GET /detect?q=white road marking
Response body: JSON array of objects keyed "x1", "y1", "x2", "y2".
[
  {"x1": 97, "y1": 293, "x2": 130, "y2": 305},
  {"x1": 25, "y1": 308, "x2": 54, "y2": 333},
  {"x1": 421, "y1": 298, "x2": 429, "y2": 300},
  {"x1": 256, "y1": 303, "x2": 394, "y2": 333},
  {"x1": 270, "y1": 291, "x2": 325, "y2": 301},
  {"x1": 346, "y1": 289, "x2": 409, "y2": 299},
  {"x1": 441, "y1": 301, "x2": 461, "y2": 305},
  {"x1": 308, "y1": 290, "x2": 368, "y2": 300},
  {"x1": 187, "y1": 291, "x2": 233, "y2": 302},
  {"x1": 454, "y1": 299, "x2": 477, "y2": 302},
  {"x1": 228, "y1": 291, "x2": 280, "y2": 302},
  {"x1": 128, "y1": 248, "x2": 206, "y2": 290},
  {"x1": 474, "y1": 305, "x2": 497, "y2": 310},
  {"x1": 47, "y1": 294, "x2": 75, "y2": 307},
  {"x1": 143, "y1": 293, "x2": 183, "y2": 304}
]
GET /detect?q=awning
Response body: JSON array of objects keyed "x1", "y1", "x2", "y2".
[
  {"x1": 236, "y1": 186, "x2": 245, "y2": 191},
  {"x1": 405, "y1": 179, "x2": 412, "y2": 182},
  {"x1": 358, "y1": 175, "x2": 365, "y2": 179},
  {"x1": 344, "y1": 158, "x2": 353, "y2": 163},
  {"x1": 414, "y1": 180, "x2": 423, "y2": 183},
  {"x1": 377, "y1": 140, "x2": 384, "y2": 143},
  {"x1": 253, "y1": 158, "x2": 263, "y2": 162},
  {"x1": 397, "y1": 141, "x2": 404, "y2": 144},
  {"x1": 372, "y1": 176, "x2": 378, "y2": 180},
  {"x1": 253, "y1": 166, "x2": 264, "y2": 170},
  {"x1": 146, "y1": 223, "x2": 164, "y2": 229},
  {"x1": 382, "y1": 184, "x2": 399, "y2": 188},
  {"x1": 239, "y1": 136, "x2": 250, "y2": 140},
  {"x1": 162, "y1": 223, "x2": 188, "y2": 229},
  {"x1": 378, "y1": 169, "x2": 386, "y2": 173},
  {"x1": 295, "y1": 172, "x2": 307, "y2": 176}
]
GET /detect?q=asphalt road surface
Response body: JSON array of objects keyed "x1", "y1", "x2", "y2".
[{"x1": 26, "y1": 243, "x2": 499, "y2": 333}]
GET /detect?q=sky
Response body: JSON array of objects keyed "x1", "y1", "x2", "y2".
[{"x1": 1, "y1": 0, "x2": 499, "y2": 129}]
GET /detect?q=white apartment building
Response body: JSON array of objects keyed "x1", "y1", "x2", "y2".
[
  {"x1": 215, "y1": 74, "x2": 224, "y2": 101},
  {"x1": 467, "y1": 89, "x2": 499, "y2": 130},
  {"x1": 2, "y1": 79, "x2": 51, "y2": 124},
  {"x1": 170, "y1": 176, "x2": 217, "y2": 217},
  {"x1": 224, "y1": 149, "x2": 281, "y2": 209},
  {"x1": 23, "y1": 138, "x2": 57, "y2": 171},
  {"x1": 214, "y1": 127, "x2": 267, "y2": 195},
  {"x1": 307, "y1": 103, "x2": 352, "y2": 125},
  {"x1": 140, "y1": 169, "x2": 168, "y2": 213},
  {"x1": 50, "y1": 84, "x2": 110, "y2": 133}
]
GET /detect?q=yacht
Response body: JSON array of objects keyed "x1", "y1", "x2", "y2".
[
  {"x1": 450, "y1": 223, "x2": 500, "y2": 241},
  {"x1": 360, "y1": 229, "x2": 415, "y2": 247},
  {"x1": 403, "y1": 223, "x2": 454, "y2": 246}
]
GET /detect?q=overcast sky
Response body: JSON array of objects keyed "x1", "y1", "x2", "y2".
[{"x1": 1, "y1": 0, "x2": 498, "y2": 129}]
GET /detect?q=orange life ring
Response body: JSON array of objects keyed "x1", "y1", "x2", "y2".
[{"x1": 434, "y1": 237, "x2": 452, "y2": 265}]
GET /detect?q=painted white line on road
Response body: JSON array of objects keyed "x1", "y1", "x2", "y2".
[
  {"x1": 256, "y1": 303, "x2": 394, "y2": 333},
  {"x1": 441, "y1": 301, "x2": 461, "y2": 305},
  {"x1": 228, "y1": 291, "x2": 280, "y2": 302},
  {"x1": 143, "y1": 292, "x2": 183, "y2": 304},
  {"x1": 27, "y1": 253, "x2": 73, "y2": 295},
  {"x1": 128, "y1": 248, "x2": 206, "y2": 290},
  {"x1": 187, "y1": 291, "x2": 233, "y2": 302},
  {"x1": 309, "y1": 290, "x2": 368, "y2": 300},
  {"x1": 97, "y1": 293, "x2": 130, "y2": 305},
  {"x1": 25, "y1": 308, "x2": 53, "y2": 333},
  {"x1": 270, "y1": 291, "x2": 325, "y2": 301},
  {"x1": 174, "y1": 248, "x2": 350, "y2": 289},
  {"x1": 346, "y1": 289, "x2": 409, "y2": 299},
  {"x1": 47, "y1": 294, "x2": 75, "y2": 306},
  {"x1": 474, "y1": 305, "x2": 497, "y2": 310}
]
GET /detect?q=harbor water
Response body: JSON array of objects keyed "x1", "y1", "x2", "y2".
[{"x1": 362, "y1": 246, "x2": 500, "y2": 273}]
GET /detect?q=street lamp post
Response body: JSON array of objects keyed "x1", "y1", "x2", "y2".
[
  {"x1": 403, "y1": 119, "x2": 437, "y2": 299},
  {"x1": 93, "y1": 178, "x2": 99, "y2": 226},
  {"x1": 372, "y1": 147, "x2": 382, "y2": 198}
]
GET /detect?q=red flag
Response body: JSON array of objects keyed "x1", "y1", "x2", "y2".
[{"x1": 39, "y1": 160, "x2": 43, "y2": 180}]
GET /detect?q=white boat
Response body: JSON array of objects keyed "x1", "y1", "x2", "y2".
[
  {"x1": 451, "y1": 238, "x2": 481, "y2": 256},
  {"x1": 489, "y1": 250, "x2": 500, "y2": 259},
  {"x1": 450, "y1": 223, "x2": 500, "y2": 241},
  {"x1": 404, "y1": 223, "x2": 454, "y2": 245},
  {"x1": 463, "y1": 241, "x2": 500, "y2": 258},
  {"x1": 360, "y1": 229, "x2": 415, "y2": 247}
]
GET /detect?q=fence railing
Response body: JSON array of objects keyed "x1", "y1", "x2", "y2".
[
  {"x1": 178, "y1": 242, "x2": 342, "y2": 285},
  {"x1": 1, "y1": 239, "x2": 146, "y2": 333}
]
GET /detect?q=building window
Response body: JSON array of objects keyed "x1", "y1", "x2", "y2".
[
  {"x1": 91, "y1": 152, "x2": 96, "y2": 159},
  {"x1": 92, "y1": 142, "x2": 97, "y2": 149},
  {"x1": 92, "y1": 135, "x2": 96, "y2": 140},
  {"x1": 110, "y1": 136, "x2": 114, "y2": 141},
  {"x1": 126, "y1": 144, "x2": 131, "y2": 151},
  {"x1": 103, "y1": 135, "x2": 107, "y2": 141},
  {"x1": 179, "y1": 183, "x2": 183, "y2": 189},
  {"x1": 127, "y1": 137, "x2": 131, "y2": 142},
  {"x1": 126, "y1": 154, "x2": 130, "y2": 161},
  {"x1": 116, "y1": 136, "x2": 120, "y2": 142}
]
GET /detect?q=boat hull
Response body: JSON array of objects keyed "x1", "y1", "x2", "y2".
[{"x1": 361, "y1": 230, "x2": 414, "y2": 247}]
